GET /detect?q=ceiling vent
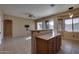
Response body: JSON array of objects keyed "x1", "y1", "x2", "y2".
[
  {"x1": 50, "y1": 4, "x2": 55, "y2": 7},
  {"x1": 69, "y1": 7, "x2": 74, "y2": 10}
]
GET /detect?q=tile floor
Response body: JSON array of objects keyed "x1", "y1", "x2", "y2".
[
  {"x1": 0, "y1": 36, "x2": 79, "y2": 54},
  {"x1": 0, "y1": 36, "x2": 31, "y2": 54}
]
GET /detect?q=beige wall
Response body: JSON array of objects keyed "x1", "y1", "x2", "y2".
[{"x1": 4, "y1": 15, "x2": 35, "y2": 38}]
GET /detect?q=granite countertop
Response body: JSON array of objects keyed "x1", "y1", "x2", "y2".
[{"x1": 36, "y1": 33, "x2": 60, "y2": 40}]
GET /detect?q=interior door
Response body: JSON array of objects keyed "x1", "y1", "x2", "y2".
[{"x1": 4, "y1": 20, "x2": 12, "y2": 39}]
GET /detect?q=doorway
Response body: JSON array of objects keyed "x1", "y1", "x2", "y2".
[{"x1": 4, "y1": 20, "x2": 12, "y2": 39}]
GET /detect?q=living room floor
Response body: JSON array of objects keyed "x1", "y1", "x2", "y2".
[{"x1": 0, "y1": 36, "x2": 79, "y2": 54}]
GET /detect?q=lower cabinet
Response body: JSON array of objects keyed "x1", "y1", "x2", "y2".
[
  {"x1": 63, "y1": 32, "x2": 79, "y2": 40},
  {"x1": 36, "y1": 35, "x2": 61, "y2": 54}
]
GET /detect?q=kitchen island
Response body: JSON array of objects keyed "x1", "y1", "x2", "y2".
[
  {"x1": 31, "y1": 30, "x2": 61, "y2": 54},
  {"x1": 36, "y1": 33, "x2": 61, "y2": 54}
]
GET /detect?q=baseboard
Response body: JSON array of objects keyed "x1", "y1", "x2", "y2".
[{"x1": 12, "y1": 35, "x2": 31, "y2": 39}]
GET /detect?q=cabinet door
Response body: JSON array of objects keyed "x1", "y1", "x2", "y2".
[
  {"x1": 74, "y1": 32, "x2": 79, "y2": 40},
  {"x1": 36, "y1": 38, "x2": 49, "y2": 54},
  {"x1": 57, "y1": 35, "x2": 61, "y2": 52},
  {"x1": 48, "y1": 39, "x2": 55, "y2": 54},
  {"x1": 63, "y1": 32, "x2": 73, "y2": 40}
]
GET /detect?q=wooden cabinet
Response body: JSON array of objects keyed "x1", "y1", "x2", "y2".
[{"x1": 36, "y1": 35, "x2": 61, "y2": 54}]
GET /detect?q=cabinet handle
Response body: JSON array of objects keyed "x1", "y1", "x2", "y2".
[{"x1": 72, "y1": 35, "x2": 75, "y2": 37}]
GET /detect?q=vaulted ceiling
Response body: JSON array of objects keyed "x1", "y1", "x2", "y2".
[{"x1": 0, "y1": 4, "x2": 79, "y2": 19}]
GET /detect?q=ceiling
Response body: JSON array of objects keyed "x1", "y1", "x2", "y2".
[{"x1": 0, "y1": 4, "x2": 79, "y2": 19}]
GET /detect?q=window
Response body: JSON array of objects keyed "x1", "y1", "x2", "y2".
[
  {"x1": 45, "y1": 20, "x2": 54, "y2": 29},
  {"x1": 45, "y1": 21, "x2": 49, "y2": 29},
  {"x1": 73, "y1": 18, "x2": 79, "y2": 32},
  {"x1": 37, "y1": 20, "x2": 54, "y2": 30},
  {"x1": 65, "y1": 19, "x2": 72, "y2": 32},
  {"x1": 37, "y1": 22, "x2": 43, "y2": 30},
  {"x1": 48, "y1": 21, "x2": 54, "y2": 29},
  {"x1": 65, "y1": 17, "x2": 79, "y2": 32}
]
